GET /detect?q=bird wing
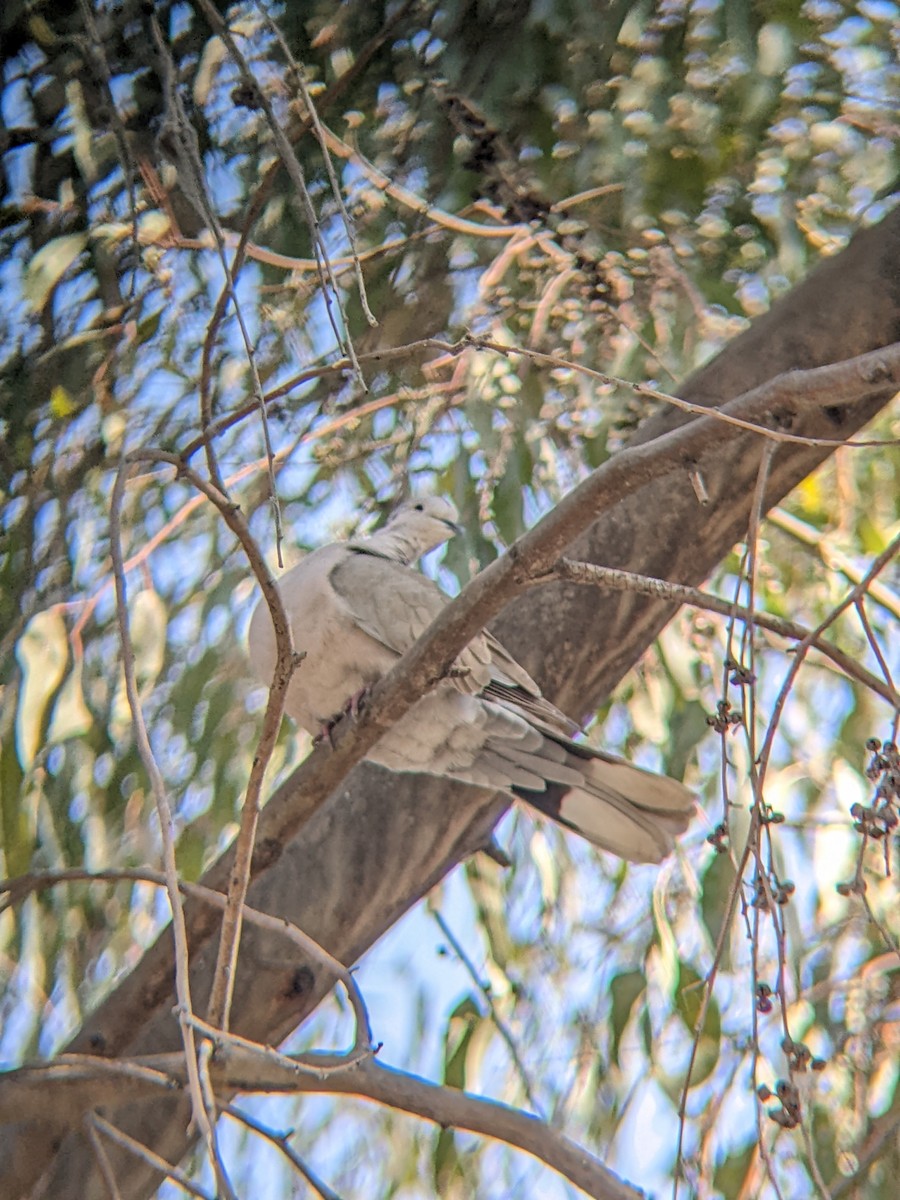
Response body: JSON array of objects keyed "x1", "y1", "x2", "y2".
[{"x1": 329, "y1": 551, "x2": 497, "y2": 693}]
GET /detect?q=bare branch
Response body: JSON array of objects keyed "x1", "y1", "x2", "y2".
[
  {"x1": 92, "y1": 1115, "x2": 214, "y2": 1200},
  {"x1": 0, "y1": 865, "x2": 374, "y2": 1057},
  {"x1": 223, "y1": 1104, "x2": 346, "y2": 1200},
  {"x1": 85, "y1": 1115, "x2": 123, "y2": 1200},
  {"x1": 768, "y1": 507, "x2": 900, "y2": 622},
  {"x1": 109, "y1": 459, "x2": 213, "y2": 1149},
  {"x1": 1, "y1": 1051, "x2": 644, "y2": 1200},
  {"x1": 116, "y1": 448, "x2": 297, "y2": 1034},
  {"x1": 547, "y1": 559, "x2": 899, "y2": 709}
]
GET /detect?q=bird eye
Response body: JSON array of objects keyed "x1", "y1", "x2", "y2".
[{"x1": 413, "y1": 503, "x2": 424, "y2": 511}]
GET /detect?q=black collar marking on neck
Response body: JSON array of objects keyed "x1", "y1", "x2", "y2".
[{"x1": 347, "y1": 545, "x2": 395, "y2": 561}]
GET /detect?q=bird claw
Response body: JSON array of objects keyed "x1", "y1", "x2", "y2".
[
  {"x1": 312, "y1": 688, "x2": 371, "y2": 749},
  {"x1": 345, "y1": 686, "x2": 370, "y2": 720},
  {"x1": 313, "y1": 719, "x2": 337, "y2": 749}
]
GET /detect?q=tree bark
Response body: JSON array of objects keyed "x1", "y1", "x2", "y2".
[{"x1": 4, "y1": 208, "x2": 899, "y2": 1199}]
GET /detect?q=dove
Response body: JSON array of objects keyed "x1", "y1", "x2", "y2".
[{"x1": 248, "y1": 497, "x2": 694, "y2": 863}]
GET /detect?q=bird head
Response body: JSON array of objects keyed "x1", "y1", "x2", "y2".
[{"x1": 356, "y1": 496, "x2": 461, "y2": 565}]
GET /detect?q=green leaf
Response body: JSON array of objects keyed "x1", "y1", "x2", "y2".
[
  {"x1": 858, "y1": 514, "x2": 888, "y2": 555},
  {"x1": 442, "y1": 995, "x2": 481, "y2": 1091},
  {"x1": 49, "y1": 661, "x2": 93, "y2": 743},
  {"x1": 664, "y1": 701, "x2": 710, "y2": 781},
  {"x1": 676, "y1": 963, "x2": 720, "y2": 1088},
  {"x1": 15, "y1": 610, "x2": 69, "y2": 768},
  {"x1": 193, "y1": 36, "x2": 228, "y2": 105},
  {"x1": 466, "y1": 857, "x2": 515, "y2": 972},
  {"x1": 136, "y1": 308, "x2": 164, "y2": 347},
  {"x1": 435, "y1": 996, "x2": 484, "y2": 1194},
  {"x1": 492, "y1": 445, "x2": 527, "y2": 544},
  {"x1": 111, "y1": 589, "x2": 168, "y2": 731},
  {"x1": 25, "y1": 234, "x2": 87, "y2": 311},
  {"x1": 0, "y1": 730, "x2": 29, "y2": 877},
  {"x1": 176, "y1": 827, "x2": 207, "y2": 882},
  {"x1": 609, "y1": 969, "x2": 645, "y2": 1066},
  {"x1": 129, "y1": 590, "x2": 168, "y2": 691},
  {"x1": 700, "y1": 851, "x2": 738, "y2": 969},
  {"x1": 713, "y1": 1143, "x2": 756, "y2": 1196},
  {"x1": 433, "y1": 1124, "x2": 473, "y2": 1197}
]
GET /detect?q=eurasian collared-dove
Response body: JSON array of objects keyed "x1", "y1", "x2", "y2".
[{"x1": 248, "y1": 497, "x2": 694, "y2": 863}]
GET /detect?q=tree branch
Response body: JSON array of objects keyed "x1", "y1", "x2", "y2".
[
  {"x1": 0, "y1": 866, "x2": 374, "y2": 1059},
  {"x1": 546, "y1": 557, "x2": 899, "y2": 709},
  {"x1": 0, "y1": 1051, "x2": 644, "y2": 1200},
  {"x1": 109, "y1": 460, "x2": 214, "y2": 1151}
]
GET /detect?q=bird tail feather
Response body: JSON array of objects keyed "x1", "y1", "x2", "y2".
[{"x1": 510, "y1": 737, "x2": 695, "y2": 864}]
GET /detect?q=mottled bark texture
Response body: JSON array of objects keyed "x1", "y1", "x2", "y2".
[{"x1": 4, "y1": 208, "x2": 899, "y2": 1198}]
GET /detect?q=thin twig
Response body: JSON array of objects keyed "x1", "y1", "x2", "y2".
[
  {"x1": 314, "y1": 122, "x2": 530, "y2": 239},
  {"x1": 109, "y1": 458, "x2": 214, "y2": 1155},
  {"x1": 116, "y1": 447, "x2": 298, "y2": 1035},
  {"x1": 183, "y1": 335, "x2": 900, "y2": 466},
  {"x1": 91, "y1": 1114, "x2": 214, "y2": 1200},
  {"x1": 0, "y1": 866, "x2": 374, "y2": 1055},
  {"x1": 256, "y1": 0, "x2": 377, "y2": 328},
  {"x1": 466, "y1": 335, "x2": 900, "y2": 450},
  {"x1": 185, "y1": 1014, "x2": 374, "y2": 1078},
  {"x1": 746, "y1": 448, "x2": 811, "y2": 1200},
  {"x1": 429, "y1": 904, "x2": 543, "y2": 1115},
  {"x1": 768, "y1": 507, "x2": 900, "y2": 622},
  {"x1": 194, "y1": 0, "x2": 365, "y2": 385},
  {"x1": 197, "y1": 1040, "x2": 238, "y2": 1200},
  {"x1": 853, "y1": 598, "x2": 896, "y2": 696},
  {"x1": 756, "y1": 530, "x2": 900, "y2": 792},
  {"x1": 84, "y1": 1115, "x2": 123, "y2": 1200},
  {"x1": 223, "y1": 1105, "x2": 346, "y2": 1200},
  {"x1": 546, "y1": 560, "x2": 898, "y2": 709},
  {"x1": 550, "y1": 183, "x2": 625, "y2": 212},
  {"x1": 148, "y1": 9, "x2": 284, "y2": 563}
]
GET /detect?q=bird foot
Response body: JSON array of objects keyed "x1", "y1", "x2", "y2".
[
  {"x1": 313, "y1": 718, "x2": 337, "y2": 749},
  {"x1": 344, "y1": 686, "x2": 370, "y2": 720},
  {"x1": 312, "y1": 688, "x2": 371, "y2": 749}
]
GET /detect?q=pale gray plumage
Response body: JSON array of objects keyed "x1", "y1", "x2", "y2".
[{"x1": 247, "y1": 497, "x2": 695, "y2": 863}]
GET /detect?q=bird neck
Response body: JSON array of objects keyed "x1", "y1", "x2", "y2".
[{"x1": 350, "y1": 527, "x2": 427, "y2": 566}]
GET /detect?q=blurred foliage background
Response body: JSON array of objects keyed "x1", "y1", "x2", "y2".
[{"x1": 1, "y1": 0, "x2": 898, "y2": 1196}]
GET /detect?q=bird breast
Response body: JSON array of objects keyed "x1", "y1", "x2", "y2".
[{"x1": 247, "y1": 545, "x2": 397, "y2": 735}]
